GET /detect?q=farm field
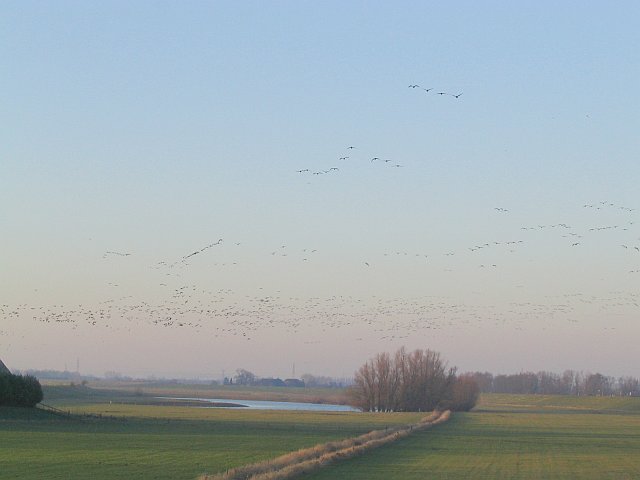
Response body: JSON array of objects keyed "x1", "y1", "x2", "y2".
[
  {"x1": 2, "y1": 390, "x2": 640, "y2": 480},
  {"x1": 305, "y1": 395, "x2": 640, "y2": 480},
  {"x1": 477, "y1": 392, "x2": 640, "y2": 415},
  {"x1": 0, "y1": 402, "x2": 421, "y2": 480},
  {"x1": 39, "y1": 381, "x2": 350, "y2": 407}
]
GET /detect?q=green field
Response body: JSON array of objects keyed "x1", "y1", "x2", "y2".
[
  {"x1": 2, "y1": 387, "x2": 640, "y2": 479},
  {"x1": 304, "y1": 394, "x2": 640, "y2": 480},
  {"x1": 477, "y1": 392, "x2": 640, "y2": 415},
  {"x1": 38, "y1": 380, "x2": 350, "y2": 407},
  {"x1": 0, "y1": 402, "x2": 420, "y2": 480}
]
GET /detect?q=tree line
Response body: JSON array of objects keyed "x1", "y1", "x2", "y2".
[
  {"x1": 228, "y1": 369, "x2": 349, "y2": 388},
  {"x1": 349, "y1": 347, "x2": 479, "y2": 412},
  {"x1": 465, "y1": 370, "x2": 640, "y2": 396},
  {"x1": 0, "y1": 372, "x2": 44, "y2": 407},
  {"x1": 228, "y1": 369, "x2": 304, "y2": 387}
]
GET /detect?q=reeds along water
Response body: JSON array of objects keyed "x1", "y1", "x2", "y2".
[{"x1": 199, "y1": 410, "x2": 451, "y2": 480}]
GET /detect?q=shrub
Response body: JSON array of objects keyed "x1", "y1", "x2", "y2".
[
  {"x1": 0, "y1": 373, "x2": 43, "y2": 407},
  {"x1": 449, "y1": 375, "x2": 480, "y2": 411}
]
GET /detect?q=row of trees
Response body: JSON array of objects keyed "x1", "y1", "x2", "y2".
[
  {"x1": 300, "y1": 373, "x2": 350, "y2": 388},
  {"x1": 349, "y1": 347, "x2": 479, "y2": 412},
  {"x1": 0, "y1": 373, "x2": 43, "y2": 407},
  {"x1": 466, "y1": 370, "x2": 640, "y2": 396}
]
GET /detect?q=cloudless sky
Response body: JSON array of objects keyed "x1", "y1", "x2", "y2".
[{"x1": 1, "y1": 1, "x2": 639, "y2": 379}]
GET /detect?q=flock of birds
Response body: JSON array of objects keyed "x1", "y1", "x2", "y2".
[
  {"x1": 295, "y1": 145, "x2": 405, "y2": 178},
  {"x1": 3, "y1": 286, "x2": 639, "y2": 346},
  {"x1": 3, "y1": 83, "x2": 638, "y2": 363},
  {"x1": 408, "y1": 84, "x2": 463, "y2": 98},
  {"x1": 2, "y1": 197, "x2": 638, "y2": 350},
  {"x1": 293, "y1": 84, "x2": 464, "y2": 178}
]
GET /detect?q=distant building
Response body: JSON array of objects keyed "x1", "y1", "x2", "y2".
[
  {"x1": 0, "y1": 358, "x2": 10, "y2": 375},
  {"x1": 284, "y1": 378, "x2": 305, "y2": 388},
  {"x1": 255, "y1": 378, "x2": 286, "y2": 387}
]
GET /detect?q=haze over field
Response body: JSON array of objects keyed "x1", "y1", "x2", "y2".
[{"x1": 2, "y1": 1, "x2": 639, "y2": 379}]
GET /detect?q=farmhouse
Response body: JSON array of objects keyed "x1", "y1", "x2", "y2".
[
  {"x1": 0, "y1": 358, "x2": 10, "y2": 375},
  {"x1": 284, "y1": 378, "x2": 305, "y2": 387}
]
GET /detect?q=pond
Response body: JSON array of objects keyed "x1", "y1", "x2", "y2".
[{"x1": 155, "y1": 396, "x2": 360, "y2": 412}]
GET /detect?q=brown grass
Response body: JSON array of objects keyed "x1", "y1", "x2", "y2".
[{"x1": 199, "y1": 410, "x2": 451, "y2": 480}]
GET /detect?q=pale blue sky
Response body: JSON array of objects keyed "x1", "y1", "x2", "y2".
[{"x1": 1, "y1": 1, "x2": 639, "y2": 378}]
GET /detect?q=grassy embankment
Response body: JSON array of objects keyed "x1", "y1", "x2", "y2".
[
  {"x1": 200, "y1": 410, "x2": 450, "y2": 480},
  {"x1": 302, "y1": 393, "x2": 640, "y2": 480}
]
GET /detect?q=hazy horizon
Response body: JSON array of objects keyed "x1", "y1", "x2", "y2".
[{"x1": 2, "y1": 1, "x2": 639, "y2": 380}]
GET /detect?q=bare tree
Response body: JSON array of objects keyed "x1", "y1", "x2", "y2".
[
  {"x1": 584, "y1": 373, "x2": 614, "y2": 396},
  {"x1": 234, "y1": 368, "x2": 256, "y2": 386},
  {"x1": 352, "y1": 360, "x2": 376, "y2": 411},
  {"x1": 350, "y1": 347, "x2": 464, "y2": 412},
  {"x1": 618, "y1": 376, "x2": 640, "y2": 396}
]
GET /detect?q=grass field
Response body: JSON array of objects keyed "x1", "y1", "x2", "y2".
[
  {"x1": 3, "y1": 387, "x2": 640, "y2": 480},
  {"x1": 0, "y1": 402, "x2": 420, "y2": 480},
  {"x1": 305, "y1": 412, "x2": 640, "y2": 480},
  {"x1": 477, "y1": 392, "x2": 640, "y2": 415},
  {"x1": 39, "y1": 381, "x2": 350, "y2": 407},
  {"x1": 304, "y1": 395, "x2": 640, "y2": 480}
]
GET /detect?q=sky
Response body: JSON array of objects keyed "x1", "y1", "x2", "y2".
[{"x1": 1, "y1": 1, "x2": 639, "y2": 380}]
